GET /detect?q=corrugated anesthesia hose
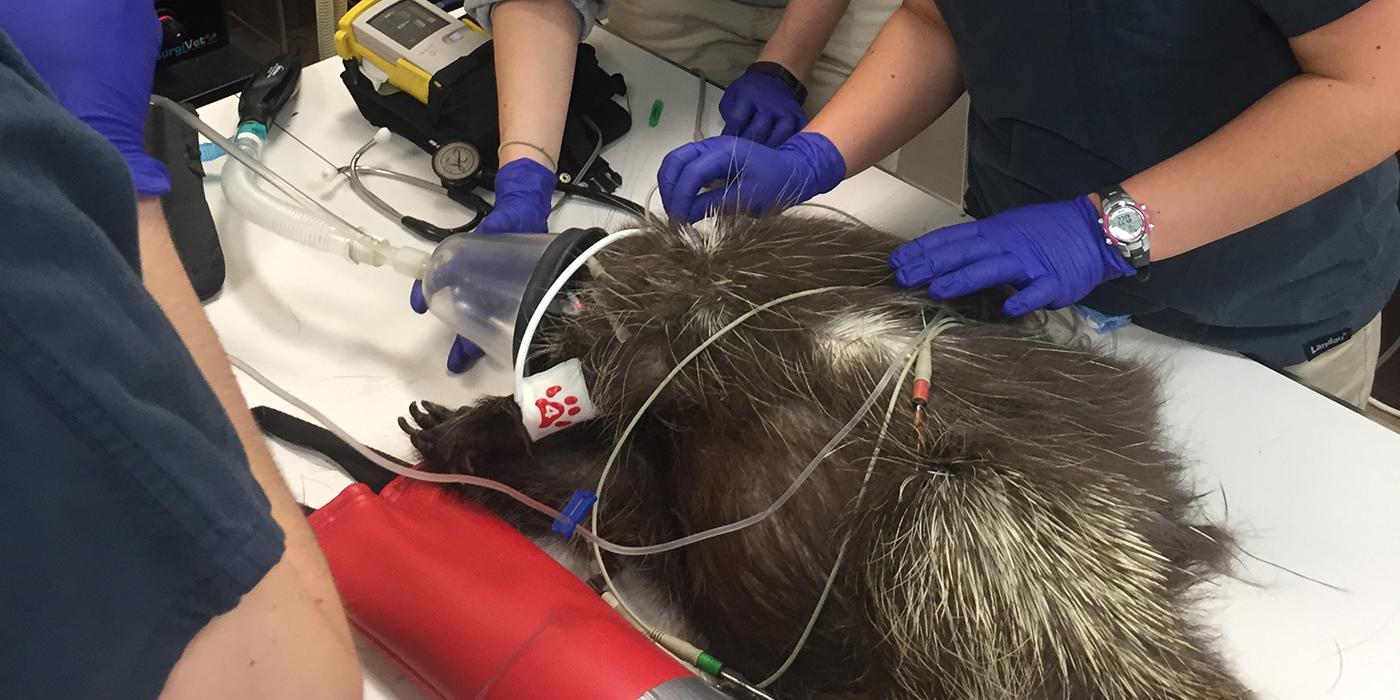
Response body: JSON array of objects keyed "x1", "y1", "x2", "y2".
[
  {"x1": 150, "y1": 95, "x2": 430, "y2": 278},
  {"x1": 222, "y1": 132, "x2": 352, "y2": 259},
  {"x1": 315, "y1": 0, "x2": 337, "y2": 60}
]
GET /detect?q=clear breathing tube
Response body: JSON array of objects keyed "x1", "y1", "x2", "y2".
[
  {"x1": 223, "y1": 130, "x2": 347, "y2": 258},
  {"x1": 151, "y1": 96, "x2": 430, "y2": 278}
]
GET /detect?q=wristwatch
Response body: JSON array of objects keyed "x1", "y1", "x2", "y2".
[
  {"x1": 1095, "y1": 186, "x2": 1152, "y2": 276},
  {"x1": 745, "y1": 61, "x2": 808, "y2": 104}
]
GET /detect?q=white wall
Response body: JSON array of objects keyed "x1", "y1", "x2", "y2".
[{"x1": 894, "y1": 94, "x2": 969, "y2": 207}]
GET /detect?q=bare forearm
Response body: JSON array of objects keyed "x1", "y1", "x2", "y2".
[
  {"x1": 804, "y1": 0, "x2": 964, "y2": 174},
  {"x1": 1124, "y1": 0, "x2": 1400, "y2": 260},
  {"x1": 1126, "y1": 78, "x2": 1400, "y2": 259},
  {"x1": 135, "y1": 199, "x2": 353, "y2": 643},
  {"x1": 493, "y1": 0, "x2": 581, "y2": 168},
  {"x1": 757, "y1": 0, "x2": 852, "y2": 81}
]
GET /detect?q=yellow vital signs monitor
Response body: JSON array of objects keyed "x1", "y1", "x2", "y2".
[{"x1": 335, "y1": 0, "x2": 487, "y2": 104}]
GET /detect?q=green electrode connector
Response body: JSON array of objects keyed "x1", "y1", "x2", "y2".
[
  {"x1": 592, "y1": 578, "x2": 776, "y2": 698},
  {"x1": 696, "y1": 651, "x2": 724, "y2": 677},
  {"x1": 648, "y1": 99, "x2": 664, "y2": 127}
]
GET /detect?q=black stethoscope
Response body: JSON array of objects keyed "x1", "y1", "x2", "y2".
[{"x1": 335, "y1": 132, "x2": 644, "y2": 243}]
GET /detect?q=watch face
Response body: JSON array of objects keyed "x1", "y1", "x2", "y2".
[{"x1": 1105, "y1": 205, "x2": 1145, "y2": 243}]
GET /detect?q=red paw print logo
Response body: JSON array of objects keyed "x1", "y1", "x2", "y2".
[{"x1": 535, "y1": 385, "x2": 582, "y2": 429}]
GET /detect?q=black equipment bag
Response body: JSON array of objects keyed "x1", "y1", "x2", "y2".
[{"x1": 341, "y1": 41, "x2": 630, "y2": 192}]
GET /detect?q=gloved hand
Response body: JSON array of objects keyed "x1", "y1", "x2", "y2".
[
  {"x1": 657, "y1": 132, "x2": 845, "y2": 223},
  {"x1": 478, "y1": 157, "x2": 557, "y2": 234},
  {"x1": 410, "y1": 281, "x2": 485, "y2": 374},
  {"x1": 0, "y1": 1, "x2": 170, "y2": 196},
  {"x1": 719, "y1": 70, "x2": 808, "y2": 147},
  {"x1": 889, "y1": 196, "x2": 1135, "y2": 316}
]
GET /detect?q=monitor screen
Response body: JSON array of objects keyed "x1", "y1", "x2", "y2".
[{"x1": 368, "y1": 0, "x2": 448, "y2": 49}]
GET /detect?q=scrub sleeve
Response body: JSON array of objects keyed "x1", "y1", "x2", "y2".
[{"x1": 0, "y1": 31, "x2": 284, "y2": 699}]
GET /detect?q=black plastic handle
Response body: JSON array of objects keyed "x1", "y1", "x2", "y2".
[{"x1": 238, "y1": 53, "x2": 303, "y2": 128}]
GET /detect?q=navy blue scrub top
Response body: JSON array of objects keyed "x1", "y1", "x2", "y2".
[
  {"x1": 937, "y1": 0, "x2": 1400, "y2": 367},
  {"x1": 0, "y1": 32, "x2": 284, "y2": 698}
]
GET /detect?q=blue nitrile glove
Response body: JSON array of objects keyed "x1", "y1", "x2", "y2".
[
  {"x1": 658, "y1": 132, "x2": 845, "y2": 223},
  {"x1": 479, "y1": 157, "x2": 557, "y2": 234},
  {"x1": 889, "y1": 196, "x2": 1135, "y2": 317},
  {"x1": 409, "y1": 158, "x2": 555, "y2": 373},
  {"x1": 720, "y1": 70, "x2": 808, "y2": 147},
  {"x1": 410, "y1": 280, "x2": 485, "y2": 374},
  {"x1": 0, "y1": 1, "x2": 170, "y2": 196}
]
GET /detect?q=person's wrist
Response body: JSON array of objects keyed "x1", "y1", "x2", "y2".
[
  {"x1": 84, "y1": 114, "x2": 170, "y2": 196},
  {"x1": 781, "y1": 132, "x2": 847, "y2": 199},
  {"x1": 496, "y1": 157, "x2": 557, "y2": 199},
  {"x1": 746, "y1": 61, "x2": 808, "y2": 104},
  {"x1": 485, "y1": 157, "x2": 556, "y2": 232},
  {"x1": 498, "y1": 143, "x2": 558, "y2": 173},
  {"x1": 128, "y1": 153, "x2": 172, "y2": 197}
]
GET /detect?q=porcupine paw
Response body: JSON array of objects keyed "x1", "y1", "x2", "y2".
[
  {"x1": 398, "y1": 400, "x2": 471, "y2": 470},
  {"x1": 398, "y1": 396, "x2": 528, "y2": 475}
]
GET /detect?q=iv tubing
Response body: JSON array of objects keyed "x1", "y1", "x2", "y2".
[
  {"x1": 589, "y1": 289, "x2": 937, "y2": 558},
  {"x1": 228, "y1": 288, "x2": 932, "y2": 560},
  {"x1": 757, "y1": 351, "x2": 912, "y2": 689},
  {"x1": 228, "y1": 355, "x2": 572, "y2": 522},
  {"x1": 756, "y1": 315, "x2": 960, "y2": 688},
  {"x1": 590, "y1": 310, "x2": 950, "y2": 654},
  {"x1": 232, "y1": 307, "x2": 958, "y2": 686}
]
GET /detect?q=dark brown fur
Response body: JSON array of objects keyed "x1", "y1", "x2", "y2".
[{"x1": 404, "y1": 215, "x2": 1250, "y2": 699}]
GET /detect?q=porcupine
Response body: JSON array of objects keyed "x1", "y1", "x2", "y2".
[{"x1": 400, "y1": 213, "x2": 1251, "y2": 699}]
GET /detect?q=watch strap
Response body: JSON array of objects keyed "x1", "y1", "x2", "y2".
[
  {"x1": 1121, "y1": 239, "x2": 1151, "y2": 278},
  {"x1": 746, "y1": 61, "x2": 809, "y2": 104},
  {"x1": 1096, "y1": 187, "x2": 1126, "y2": 204}
]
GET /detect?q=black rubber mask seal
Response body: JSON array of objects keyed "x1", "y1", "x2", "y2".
[{"x1": 511, "y1": 227, "x2": 609, "y2": 376}]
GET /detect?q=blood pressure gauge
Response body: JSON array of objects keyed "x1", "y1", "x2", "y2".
[{"x1": 335, "y1": 0, "x2": 482, "y2": 103}]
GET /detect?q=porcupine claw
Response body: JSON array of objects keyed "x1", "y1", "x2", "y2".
[{"x1": 400, "y1": 401, "x2": 449, "y2": 456}]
